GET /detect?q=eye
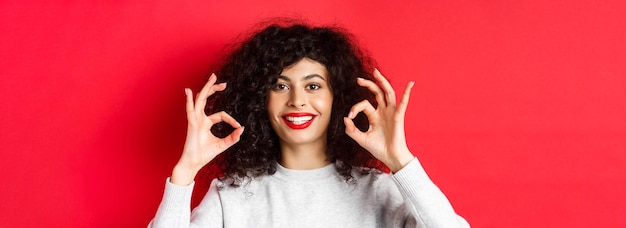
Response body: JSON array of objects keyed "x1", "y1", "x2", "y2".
[
  {"x1": 271, "y1": 83, "x2": 289, "y2": 91},
  {"x1": 306, "y1": 83, "x2": 321, "y2": 90}
]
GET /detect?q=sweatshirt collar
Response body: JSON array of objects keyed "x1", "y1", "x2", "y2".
[{"x1": 273, "y1": 162, "x2": 337, "y2": 181}]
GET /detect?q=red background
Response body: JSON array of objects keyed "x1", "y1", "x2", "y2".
[{"x1": 1, "y1": 1, "x2": 625, "y2": 227}]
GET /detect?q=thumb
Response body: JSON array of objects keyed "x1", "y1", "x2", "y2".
[
  {"x1": 221, "y1": 126, "x2": 245, "y2": 150},
  {"x1": 344, "y1": 117, "x2": 367, "y2": 146}
]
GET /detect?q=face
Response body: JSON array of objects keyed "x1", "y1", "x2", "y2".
[{"x1": 267, "y1": 58, "x2": 333, "y2": 147}]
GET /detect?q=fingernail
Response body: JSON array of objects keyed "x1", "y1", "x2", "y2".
[{"x1": 348, "y1": 111, "x2": 354, "y2": 119}]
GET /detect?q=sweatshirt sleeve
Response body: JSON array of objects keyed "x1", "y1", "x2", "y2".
[
  {"x1": 392, "y1": 158, "x2": 470, "y2": 228},
  {"x1": 148, "y1": 178, "x2": 195, "y2": 228},
  {"x1": 148, "y1": 178, "x2": 224, "y2": 228}
]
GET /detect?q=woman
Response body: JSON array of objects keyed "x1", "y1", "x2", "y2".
[{"x1": 150, "y1": 22, "x2": 469, "y2": 227}]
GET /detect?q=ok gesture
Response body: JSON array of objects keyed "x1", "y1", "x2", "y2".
[
  {"x1": 343, "y1": 69, "x2": 415, "y2": 173},
  {"x1": 171, "y1": 74, "x2": 244, "y2": 185}
]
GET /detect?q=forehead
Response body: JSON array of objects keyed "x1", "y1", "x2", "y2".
[{"x1": 280, "y1": 58, "x2": 328, "y2": 80}]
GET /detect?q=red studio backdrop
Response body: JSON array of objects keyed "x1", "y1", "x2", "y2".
[{"x1": 1, "y1": 1, "x2": 625, "y2": 227}]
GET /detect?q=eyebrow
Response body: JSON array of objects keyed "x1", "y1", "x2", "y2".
[{"x1": 277, "y1": 74, "x2": 326, "y2": 82}]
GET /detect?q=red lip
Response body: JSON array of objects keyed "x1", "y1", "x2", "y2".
[
  {"x1": 282, "y1": 112, "x2": 316, "y2": 130},
  {"x1": 283, "y1": 112, "x2": 315, "y2": 117}
]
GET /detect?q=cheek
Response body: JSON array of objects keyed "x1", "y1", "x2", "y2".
[
  {"x1": 266, "y1": 99, "x2": 280, "y2": 129},
  {"x1": 313, "y1": 94, "x2": 334, "y2": 115},
  {"x1": 266, "y1": 94, "x2": 279, "y2": 115}
]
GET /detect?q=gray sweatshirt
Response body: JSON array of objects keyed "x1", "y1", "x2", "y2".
[{"x1": 149, "y1": 158, "x2": 469, "y2": 227}]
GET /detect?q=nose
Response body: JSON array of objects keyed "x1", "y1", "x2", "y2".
[{"x1": 288, "y1": 89, "x2": 306, "y2": 108}]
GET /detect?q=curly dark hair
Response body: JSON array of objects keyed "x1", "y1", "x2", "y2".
[{"x1": 207, "y1": 21, "x2": 388, "y2": 184}]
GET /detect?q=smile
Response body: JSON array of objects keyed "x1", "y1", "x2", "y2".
[{"x1": 282, "y1": 113, "x2": 316, "y2": 130}]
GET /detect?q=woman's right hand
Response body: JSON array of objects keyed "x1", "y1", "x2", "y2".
[{"x1": 171, "y1": 73, "x2": 245, "y2": 186}]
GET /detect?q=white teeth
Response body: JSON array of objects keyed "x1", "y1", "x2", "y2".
[{"x1": 285, "y1": 116, "x2": 313, "y2": 125}]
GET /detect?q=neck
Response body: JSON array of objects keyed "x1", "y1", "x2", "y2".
[{"x1": 279, "y1": 140, "x2": 330, "y2": 170}]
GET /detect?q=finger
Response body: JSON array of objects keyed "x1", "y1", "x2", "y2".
[
  {"x1": 396, "y1": 81, "x2": 415, "y2": 118},
  {"x1": 373, "y1": 69, "x2": 397, "y2": 107},
  {"x1": 344, "y1": 117, "x2": 367, "y2": 145},
  {"x1": 222, "y1": 126, "x2": 245, "y2": 148},
  {"x1": 185, "y1": 88, "x2": 195, "y2": 121},
  {"x1": 348, "y1": 99, "x2": 377, "y2": 122},
  {"x1": 207, "y1": 111, "x2": 242, "y2": 128},
  {"x1": 194, "y1": 73, "x2": 218, "y2": 112},
  {"x1": 357, "y1": 77, "x2": 386, "y2": 107}
]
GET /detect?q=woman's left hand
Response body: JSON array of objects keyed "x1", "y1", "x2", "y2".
[{"x1": 344, "y1": 69, "x2": 415, "y2": 173}]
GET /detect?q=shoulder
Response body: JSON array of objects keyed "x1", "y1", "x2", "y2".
[
  {"x1": 210, "y1": 174, "x2": 261, "y2": 190},
  {"x1": 348, "y1": 166, "x2": 397, "y2": 193}
]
